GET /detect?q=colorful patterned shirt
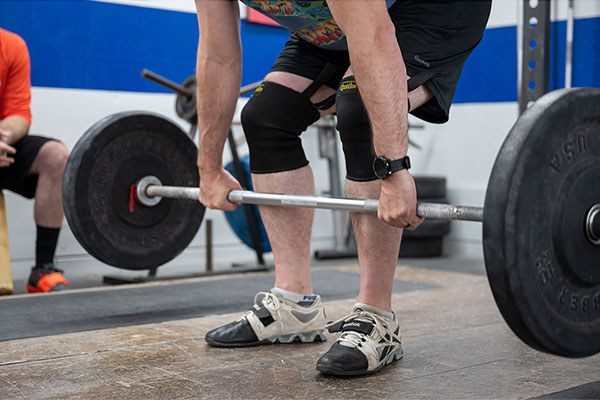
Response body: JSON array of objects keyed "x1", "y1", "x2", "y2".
[{"x1": 241, "y1": 0, "x2": 397, "y2": 51}]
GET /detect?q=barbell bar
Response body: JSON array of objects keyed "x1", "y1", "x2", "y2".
[
  {"x1": 141, "y1": 68, "x2": 263, "y2": 99},
  {"x1": 139, "y1": 180, "x2": 600, "y2": 244},
  {"x1": 140, "y1": 179, "x2": 485, "y2": 222},
  {"x1": 141, "y1": 69, "x2": 194, "y2": 98}
]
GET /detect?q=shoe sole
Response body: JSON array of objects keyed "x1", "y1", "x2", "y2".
[
  {"x1": 206, "y1": 330, "x2": 327, "y2": 348},
  {"x1": 316, "y1": 347, "x2": 404, "y2": 377}
]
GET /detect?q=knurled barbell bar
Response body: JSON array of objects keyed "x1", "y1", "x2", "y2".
[
  {"x1": 136, "y1": 176, "x2": 484, "y2": 221},
  {"x1": 62, "y1": 87, "x2": 600, "y2": 359}
]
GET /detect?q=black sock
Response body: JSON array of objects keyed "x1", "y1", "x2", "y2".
[{"x1": 36, "y1": 226, "x2": 61, "y2": 267}]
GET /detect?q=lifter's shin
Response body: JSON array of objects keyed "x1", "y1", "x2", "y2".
[{"x1": 240, "y1": 75, "x2": 330, "y2": 295}]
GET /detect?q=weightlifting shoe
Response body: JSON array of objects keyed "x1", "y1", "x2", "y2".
[
  {"x1": 27, "y1": 264, "x2": 69, "y2": 293},
  {"x1": 205, "y1": 291, "x2": 327, "y2": 347},
  {"x1": 316, "y1": 307, "x2": 403, "y2": 376}
]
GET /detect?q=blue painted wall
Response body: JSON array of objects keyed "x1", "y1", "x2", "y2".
[{"x1": 0, "y1": 0, "x2": 598, "y2": 103}]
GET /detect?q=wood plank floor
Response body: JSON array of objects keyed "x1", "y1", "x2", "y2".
[{"x1": 0, "y1": 264, "x2": 598, "y2": 399}]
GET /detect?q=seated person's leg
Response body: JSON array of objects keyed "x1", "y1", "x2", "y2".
[{"x1": 1, "y1": 136, "x2": 70, "y2": 293}]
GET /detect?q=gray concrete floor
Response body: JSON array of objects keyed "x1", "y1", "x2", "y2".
[
  {"x1": 11, "y1": 253, "x2": 485, "y2": 294},
  {"x1": 1, "y1": 260, "x2": 598, "y2": 399}
]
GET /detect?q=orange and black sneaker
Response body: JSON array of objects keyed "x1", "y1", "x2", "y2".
[{"x1": 27, "y1": 264, "x2": 69, "y2": 293}]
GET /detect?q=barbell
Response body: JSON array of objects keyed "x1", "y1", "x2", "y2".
[
  {"x1": 62, "y1": 87, "x2": 600, "y2": 359},
  {"x1": 137, "y1": 177, "x2": 484, "y2": 221}
]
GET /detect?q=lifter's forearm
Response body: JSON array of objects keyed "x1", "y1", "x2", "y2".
[
  {"x1": 195, "y1": 0, "x2": 242, "y2": 173},
  {"x1": 0, "y1": 115, "x2": 30, "y2": 144},
  {"x1": 346, "y1": 24, "x2": 408, "y2": 159},
  {"x1": 327, "y1": 0, "x2": 409, "y2": 159},
  {"x1": 196, "y1": 55, "x2": 241, "y2": 173}
]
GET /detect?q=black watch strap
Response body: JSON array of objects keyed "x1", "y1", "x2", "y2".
[{"x1": 389, "y1": 156, "x2": 411, "y2": 173}]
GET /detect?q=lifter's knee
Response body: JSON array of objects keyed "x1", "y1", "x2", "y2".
[
  {"x1": 241, "y1": 82, "x2": 320, "y2": 174},
  {"x1": 336, "y1": 76, "x2": 377, "y2": 182}
]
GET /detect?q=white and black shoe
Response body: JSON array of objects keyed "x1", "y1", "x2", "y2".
[
  {"x1": 316, "y1": 307, "x2": 403, "y2": 376},
  {"x1": 205, "y1": 291, "x2": 327, "y2": 347}
]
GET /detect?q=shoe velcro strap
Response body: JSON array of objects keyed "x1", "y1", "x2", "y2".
[
  {"x1": 326, "y1": 320, "x2": 345, "y2": 333},
  {"x1": 36, "y1": 273, "x2": 69, "y2": 292},
  {"x1": 328, "y1": 319, "x2": 374, "y2": 335},
  {"x1": 340, "y1": 320, "x2": 374, "y2": 335},
  {"x1": 251, "y1": 307, "x2": 275, "y2": 327}
]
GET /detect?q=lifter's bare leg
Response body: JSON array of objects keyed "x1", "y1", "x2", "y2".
[
  {"x1": 345, "y1": 69, "x2": 434, "y2": 311},
  {"x1": 252, "y1": 71, "x2": 336, "y2": 295}
]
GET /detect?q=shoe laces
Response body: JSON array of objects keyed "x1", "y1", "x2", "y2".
[
  {"x1": 253, "y1": 292, "x2": 282, "y2": 311},
  {"x1": 326, "y1": 310, "x2": 398, "y2": 350}
]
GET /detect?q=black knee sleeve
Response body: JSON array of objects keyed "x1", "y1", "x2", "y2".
[
  {"x1": 241, "y1": 82, "x2": 320, "y2": 174},
  {"x1": 336, "y1": 76, "x2": 377, "y2": 182}
]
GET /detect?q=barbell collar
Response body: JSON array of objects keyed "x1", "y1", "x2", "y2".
[
  {"x1": 144, "y1": 184, "x2": 484, "y2": 222},
  {"x1": 136, "y1": 176, "x2": 163, "y2": 207},
  {"x1": 586, "y1": 203, "x2": 600, "y2": 245}
]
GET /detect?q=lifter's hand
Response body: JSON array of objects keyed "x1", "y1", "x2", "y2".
[
  {"x1": 378, "y1": 171, "x2": 424, "y2": 229},
  {"x1": 199, "y1": 168, "x2": 242, "y2": 211},
  {"x1": 0, "y1": 129, "x2": 16, "y2": 168}
]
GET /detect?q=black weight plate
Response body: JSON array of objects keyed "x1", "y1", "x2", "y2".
[
  {"x1": 63, "y1": 112, "x2": 205, "y2": 270},
  {"x1": 414, "y1": 176, "x2": 447, "y2": 198},
  {"x1": 175, "y1": 75, "x2": 197, "y2": 125},
  {"x1": 483, "y1": 88, "x2": 600, "y2": 357}
]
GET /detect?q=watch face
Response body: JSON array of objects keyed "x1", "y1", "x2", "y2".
[{"x1": 373, "y1": 157, "x2": 390, "y2": 179}]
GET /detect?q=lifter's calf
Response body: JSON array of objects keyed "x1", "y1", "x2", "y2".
[
  {"x1": 253, "y1": 166, "x2": 315, "y2": 295},
  {"x1": 346, "y1": 179, "x2": 402, "y2": 311},
  {"x1": 242, "y1": 72, "x2": 336, "y2": 296}
]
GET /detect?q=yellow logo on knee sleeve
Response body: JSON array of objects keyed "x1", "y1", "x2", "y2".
[
  {"x1": 339, "y1": 80, "x2": 357, "y2": 92},
  {"x1": 253, "y1": 84, "x2": 265, "y2": 96}
]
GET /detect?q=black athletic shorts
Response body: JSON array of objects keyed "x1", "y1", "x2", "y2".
[
  {"x1": 0, "y1": 135, "x2": 55, "y2": 199},
  {"x1": 270, "y1": 0, "x2": 492, "y2": 124}
]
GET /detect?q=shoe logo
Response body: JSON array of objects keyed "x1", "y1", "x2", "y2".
[{"x1": 341, "y1": 320, "x2": 374, "y2": 335}]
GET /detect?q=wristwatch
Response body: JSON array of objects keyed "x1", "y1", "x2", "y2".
[{"x1": 373, "y1": 155, "x2": 411, "y2": 180}]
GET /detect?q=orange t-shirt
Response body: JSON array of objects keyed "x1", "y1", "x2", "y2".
[{"x1": 0, "y1": 28, "x2": 32, "y2": 124}]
